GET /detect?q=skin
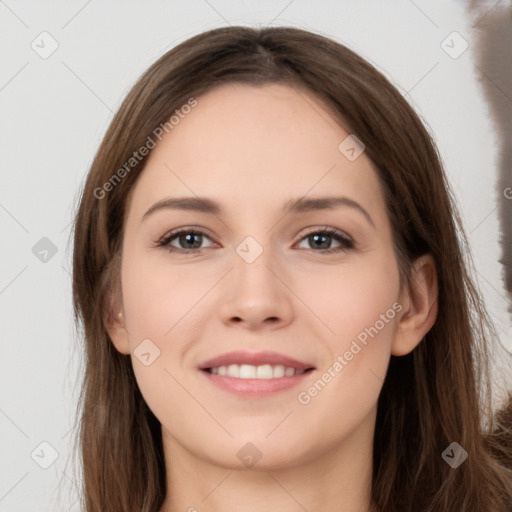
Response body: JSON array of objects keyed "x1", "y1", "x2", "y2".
[{"x1": 106, "y1": 83, "x2": 438, "y2": 512}]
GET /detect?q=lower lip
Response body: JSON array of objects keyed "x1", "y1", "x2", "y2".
[{"x1": 200, "y1": 369, "x2": 314, "y2": 397}]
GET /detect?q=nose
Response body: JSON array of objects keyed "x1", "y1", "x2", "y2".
[{"x1": 218, "y1": 243, "x2": 294, "y2": 331}]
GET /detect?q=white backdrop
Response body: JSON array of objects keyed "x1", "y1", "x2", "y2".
[{"x1": 1, "y1": 1, "x2": 511, "y2": 510}]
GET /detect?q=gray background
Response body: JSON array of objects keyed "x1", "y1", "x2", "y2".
[{"x1": 1, "y1": 1, "x2": 511, "y2": 510}]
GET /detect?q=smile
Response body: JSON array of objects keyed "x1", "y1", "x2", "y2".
[
  {"x1": 205, "y1": 364, "x2": 307, "y2": 379},
  {"x1": 198, "y1": 350, "x2": 316, "y2": 396}
]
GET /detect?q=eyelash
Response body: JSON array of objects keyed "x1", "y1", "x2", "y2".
[{"x1": 156, "y1": 226, "x2": 355, "y2": 255}]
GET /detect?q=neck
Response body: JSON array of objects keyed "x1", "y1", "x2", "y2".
[{"x1": 158, "y1": 407, "x2": 377, "y2": 512}]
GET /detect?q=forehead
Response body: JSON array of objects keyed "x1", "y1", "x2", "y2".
[{"x1": 126, "y1": 82, "x2": 386, "y2": 225}]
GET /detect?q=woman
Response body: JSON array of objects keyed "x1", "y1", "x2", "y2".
[{"x1": 71, "y1": 26, "x2": 512, "y2": 511}]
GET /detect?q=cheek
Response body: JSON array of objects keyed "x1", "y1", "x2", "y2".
[
  {"x1": 303, "y1": 252, "x2": 400, "y2": 348},
  {"x1": 120, "y1": 249, "x2": 211, "y2": 343},
  {"x1": 119, "y1": 248, "x2": 214, "y2": 408},
  {"x1": 119, "y1": 250, "x2": 203, "y2": 427},
  {"x1": 299, "y1": 252, "x2": 400, "y2": 405}
]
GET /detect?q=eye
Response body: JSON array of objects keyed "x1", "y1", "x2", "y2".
[
  {"x1": 156, "y1": 226, "x2": 354, "y2": 254},
  {"x1": 296, "y1": 227, "x2": 354, "y2": 253},
  {"x1": 157, "y1": 228, "x2": 216, "y2": 253}
]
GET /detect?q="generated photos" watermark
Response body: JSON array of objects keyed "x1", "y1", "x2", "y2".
[{"x1": 297, "y1": 301, "x2": 403, "y2": 405}]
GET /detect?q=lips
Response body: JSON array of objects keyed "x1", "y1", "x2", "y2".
[
  {"x1": 198, "y1": 350, "x2": 316, "y2": 397},
  {"x1": 198, "y1": 350, "x2": 315, "y2": 371}
]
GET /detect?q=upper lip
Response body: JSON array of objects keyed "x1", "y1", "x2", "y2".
[{"x1": 198, "y1": 350, "x2": 315, "y2": 370}]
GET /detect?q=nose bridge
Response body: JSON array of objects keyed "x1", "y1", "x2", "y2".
[
  {"x1": 218, "y1": 230, "x2": 294, "y2": 328},
  {"x1": 232, "y1": 232, "x2": 280, "y2": 295},
  {"x1": 228, "y1": 203, "x2": 277, "y2": 268}
]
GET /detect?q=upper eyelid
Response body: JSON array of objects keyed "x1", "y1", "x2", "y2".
[{"x1": 159, "y1": 226, "x2": 216, "y2": 244}]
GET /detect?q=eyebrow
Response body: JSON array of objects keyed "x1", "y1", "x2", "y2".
[{"x1": 142, "y1": 195, "x2": 375, "y2": 228}]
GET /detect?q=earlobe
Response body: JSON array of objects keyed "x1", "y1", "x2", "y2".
[
  {"x1": 104, "y1": 293, "x2": 131, "y2": 356},
  {"x1": 391, "y1": 254, "x2": 439, "y2": 356}
]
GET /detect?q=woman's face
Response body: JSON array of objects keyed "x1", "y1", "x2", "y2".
[{"x1": 109, "y1": 82, "x2": 406, "y2": 469}]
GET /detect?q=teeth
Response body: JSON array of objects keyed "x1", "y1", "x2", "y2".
[
  {"x1": 227, "y1": 364, "x2": 238, "y2": 377},
  {"x1": 257, "y1": 364, "x2": 273, "y2": 379},
  {"x1": 208, "y1": 364, "x2": 307, "y2": 379},
  {"x1": 239, "y1": 364, "x2": 257, "y2": 378},
  {"x1": 284, "y1": 367, "x2": 295, "y2": 377},
  {"x1": 273, "y1": 365, "x2": 285, "y2": 378}
]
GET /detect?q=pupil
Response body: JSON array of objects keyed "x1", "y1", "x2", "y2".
[
  {"x1": 311, "y1": 234, "x2": 330, "y2": 249},
  {"x1": 181, "y1": 233, "x2": 201, "y2": 248}
]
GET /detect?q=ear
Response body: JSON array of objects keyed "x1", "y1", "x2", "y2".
[
  {"x1": 104, "y1": 283, "x2": 131, "y2": 356},
  {"x1": 392, "y1": 253, "x2": 438, "y2": 356}
]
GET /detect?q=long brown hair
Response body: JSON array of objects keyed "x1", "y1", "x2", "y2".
[{"x1": 71, "y1": 26, "x2": 512, "y2": 511}]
